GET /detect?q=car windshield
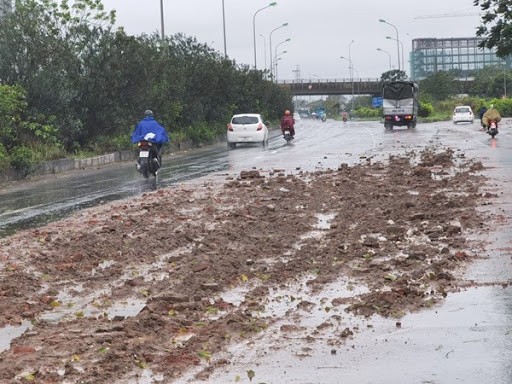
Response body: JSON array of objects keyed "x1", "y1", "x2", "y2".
[
  {"x1": 232, "y1": 116, "x2": 259, "y2": 124},
  {"x1": 455, "y1": 107, "x2": 470, "y2": 113}
]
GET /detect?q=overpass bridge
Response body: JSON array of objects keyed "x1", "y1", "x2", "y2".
[
  {"x1": 279, "y1": 78, "x2": 382, "y2": 96},
  {"x1": 280, "y1": 77, "x2": 474, "y2": 97}
]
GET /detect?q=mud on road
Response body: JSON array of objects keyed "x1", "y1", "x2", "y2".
[{"x1": 0, "y1": 147, "x2": 502, "y2": 383}]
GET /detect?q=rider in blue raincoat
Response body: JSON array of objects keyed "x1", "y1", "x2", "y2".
[{"x1": 131, "y1": 110, "x2": 169, "y2": 163}]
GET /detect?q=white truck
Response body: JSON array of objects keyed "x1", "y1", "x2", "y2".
[{"x1": 382, "y1": 81, "x2": 419, "y2": 130}]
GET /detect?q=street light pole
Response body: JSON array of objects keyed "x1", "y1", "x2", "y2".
[
  {"x1": 222, "y1": 0, "x2": 227, "y2": 58},
  {"x1": 386, "y1": 36, "x2": 404, "y2": 74},
  {"x1": 340, "y1": 56, "x2": 350, "y2": 78},
  {"x1": 349, "y1": 40, "x2": 355, "y2": 112},
  {"x1": 274, "y1": 51, "x2": 287, "y2": 83},
  {"x1": 259, "y1": 34, "x2": 267, "y2": 73},
  {"x1": 274, "y1": 38, "x2": 291, "y2": 71},
  {"x1": 351, "y1": 66, "x2": 361, "y2": 107},
  {"x1": 253, "y1": 2, "x2": 277, "y2": 69},
  {"x1": 269, "y1": 22, "x2": 288, "y2": 80},
  {"x1": 377, "y1": 48, "x2": 392, "y2": 71},
  {"x1": 379, "y1": 19, "x2": 400, "y2": 71},
  {"x1": 160, "y1": 0, "x2": 165, "y2": 39}
]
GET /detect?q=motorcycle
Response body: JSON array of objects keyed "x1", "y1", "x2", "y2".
[
  {"x1": 283, "y1": 129, "x2": 294, "y2": 143},
  {"x1": 136, "y1": 140, "x2": 160, "y2": 178},
  {"x1": 487, "y1": 120, "x2": 499, "y2": 138}
]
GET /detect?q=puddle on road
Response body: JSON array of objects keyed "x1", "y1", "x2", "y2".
[
  {"x1": 0, "y1": 321, "x2": 32, "y2": 353},
  {"x1": 200, "y1": 285, "x2": 512, "y2": 384},
  {"x1": 314, "y1": 213, "x2": 336, "y2": 230},
  {"x1": 0, "y1": 245, "x2": 197, "y2": 353},
  {"x1": 175, "y1": 276, "x2": 370, "y2": 384},
  {"x1": 297, "y1": 212, "x2": 337, "y2": 244}
]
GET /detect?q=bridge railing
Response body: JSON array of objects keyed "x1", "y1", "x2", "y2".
[{"x1": 279, "y1": 78, "x2": 381, "y2": 84}]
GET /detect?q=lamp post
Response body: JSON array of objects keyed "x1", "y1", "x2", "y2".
[
  {"x1": 274, "y1": 38, "x2": 291, "y2": 76},
  {"x1": 269, "y1": 22, "x2": 288, "y2": 79},
  {"x1": 160, "y1": 0, "x2": 165, "y2": 39},
  {"x1": 352, "y1": 66, "x2": 361, "y2": 107},
  {"x1": 253, "y1": 2, "x2": 277, "y2": 69},
  {"x1": 274, "y1": 51, "x2": 287, "y2": 83},
  {"x1": 349, "y1": 40, "x2": 355, "y2": 112},
  {"x1": 221, "y1": 0, "x2": 227, "y2": 58},
  {"x1": 259, "y1": 34, "x2": 267, "y2": 74},
  {"x1": 340, "y1": 56, "x2": 350, "y2": 78},
  {"x1": 386, "y1": 36, "x2": 404, "y2": 73},
  {"x1": 377, "y1": 48, "x2": 392, "y2": 71},
  {"x1": 379, "y1": 19, "x2": 400, "y2": 71}
]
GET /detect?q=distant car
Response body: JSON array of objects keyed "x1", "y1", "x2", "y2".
[
  {"x1": 453, "y1": 106, "x2": 474, "y2": 124},
  {"x1": 227, "y1": 113, "x2": 268, "y2": 149}
]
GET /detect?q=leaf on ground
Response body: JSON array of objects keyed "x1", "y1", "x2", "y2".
[
  {"x1": 241, "y1": 274, "x2": 248, "y2": 282},
  {"x1": 197, "y1": 350, "x2": 211, "y2": 361},
  {"x1": 384, "y1": 273, "x2": 398, "y2": 281},
  {"x1": 50, "y1": 300, "x2": 61, "y2": 308},
  {"x1": 22, "y1": 373, "x2": 36, "y2": 381},
  {"x1": 247, "y1": 369, "x2": 255, "y2": 381},
  {"x1": 98, "y1": 346, "x2": 109, "y2": 354}
]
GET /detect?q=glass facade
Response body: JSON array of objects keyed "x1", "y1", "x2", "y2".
[
  {"x1": 0, "y1": 0, "x2": 12, "y2": 19},
  {"x1": 410, "y1": 37, "x2": 511, "y2": 81}
]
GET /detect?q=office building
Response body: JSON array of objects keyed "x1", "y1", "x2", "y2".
[{"x1": 410, "y1": 37, "x2": 511, "y2": 81}]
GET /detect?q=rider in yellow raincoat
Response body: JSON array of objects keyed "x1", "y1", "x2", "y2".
[{"x1": 481, "y1": 104, "x2": 501, "y2": 130}]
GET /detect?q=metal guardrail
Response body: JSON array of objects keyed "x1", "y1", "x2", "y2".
[{"x1": 279, "y1": 78, "x2": 380, "y2": 84}]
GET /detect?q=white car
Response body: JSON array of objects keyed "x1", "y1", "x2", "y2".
[
  {"x1": 452, "y1": 106, "x2": 474, "y2": 124},
  {"x1": 227, "y1": 113, "x2": 268, "y2": 149}
]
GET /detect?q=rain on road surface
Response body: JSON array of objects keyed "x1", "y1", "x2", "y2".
[
  {"x1": 1, "y1": 118, "x2": 511, "y2": 383},
  {"x1": 0, "y1": 118, "x2": 489, "y2": 237}
]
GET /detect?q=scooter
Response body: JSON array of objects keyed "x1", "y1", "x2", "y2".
[
  {"x1": 136, "y1": 140, "x2": 160, "y2": 178},
  {"x1": 487, "y1": 120, "x2": 499, "y2": 138}
]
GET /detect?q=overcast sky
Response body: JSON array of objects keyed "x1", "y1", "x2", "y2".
[{"x1": 101, "y1": 0, "x2": 483, "y2": 81}]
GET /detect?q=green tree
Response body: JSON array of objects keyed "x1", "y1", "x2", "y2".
[
  {"x1": 0, "y1": 0, "x2": 293, "y2": 166},
  {"x1": 0, "y1": 0, "x2": 116, "y2": 150},
  {"x1": 474, "y1": 0, "x2": 512, "y2": 57},
  {"x1": 468, "y1": 65, "x2": 510, "y2": 98},
  {"x1": 380, "y1": 70, "x2": 407, "y2": 82},
  {"x1": 419, "y1": 71, "x2": 461, "y2": 100}
]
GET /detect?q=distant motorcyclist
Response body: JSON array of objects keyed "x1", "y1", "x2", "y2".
[
  {"x1": 481, "y1": 104, "x2": 501, "y2": 131},
  {"x1": 341, "y1": 110, "x2": 349, "y2": 122},
  {"x1": 280, "y1": 110, "x2": 295, "y2": 138},
  {"x1": 131, "y1": 110, "x2": 169, "y2": 165},
  {"x1": 477, "y1": 106, "x2": 488, "y2": 130}
]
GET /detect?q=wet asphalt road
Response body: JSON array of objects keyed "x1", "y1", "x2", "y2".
[
  {"x1": 1, "y1": 118, "x2": 511, "y2": 383},
  {"x1": 1, "y1": 118, "x2": 510, "y2": 238}
]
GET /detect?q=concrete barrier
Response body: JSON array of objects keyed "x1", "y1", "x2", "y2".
[{"x1": 0, "y1": 139, "x2": 209, "y2": 182}]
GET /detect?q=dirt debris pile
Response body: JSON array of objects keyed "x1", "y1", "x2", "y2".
[{"x1": 0, "y1": 147, "x2": 495, "y2": 383}]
